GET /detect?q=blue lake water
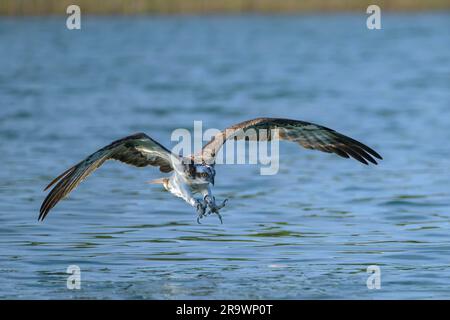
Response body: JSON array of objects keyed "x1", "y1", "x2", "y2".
[{"x1": 0, "y1": 13, "x2": 449, "y2": 299}]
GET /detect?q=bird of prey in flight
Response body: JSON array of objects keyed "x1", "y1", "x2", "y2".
[{"x1": 39, "y1": 117, "x2": 382, "y2": 224}]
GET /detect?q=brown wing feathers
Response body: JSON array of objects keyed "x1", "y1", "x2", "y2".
[
  {"x1": 281, "y1": 125, "x2": 382, "y2": 165},
  {"x1": 200, "y1": 118, "x2": 382, "y2": 165},
  {"x1": 39, "y1": 133, "x2": 174, "y2": 221}
]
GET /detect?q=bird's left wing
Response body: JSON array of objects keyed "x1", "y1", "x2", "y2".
[
  {"x1": 39, "y1": 133, "x2": 179, "y2": 221},
  {"x1": 197, "y1": 117, "x2": 382, "y2": 165}
]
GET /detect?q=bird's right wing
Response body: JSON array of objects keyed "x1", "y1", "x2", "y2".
[{"x1": 39, "y1": 133, "x2": 179, "y2": 221}]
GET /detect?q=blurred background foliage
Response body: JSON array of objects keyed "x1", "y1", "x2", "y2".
[{"x1": 1, "y1": 0, "x2": 449, "y2": 15}]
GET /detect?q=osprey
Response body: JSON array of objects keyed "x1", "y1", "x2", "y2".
[{"x1": 39, "y1": 117, "x2": 382, "y2": 223}]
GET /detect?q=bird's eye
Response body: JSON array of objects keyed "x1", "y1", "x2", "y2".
[{"x1": 202, "y1": 173, "x2": 208, "y2": 178}]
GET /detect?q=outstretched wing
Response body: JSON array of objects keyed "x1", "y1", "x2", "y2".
[
  {"x1": 198, "y1": 117, "x2": 382, "y2": 165},
  {"x1": 39, "y1": 133, "x2": 178, "y2": 221}
]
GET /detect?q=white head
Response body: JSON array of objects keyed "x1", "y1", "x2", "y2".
[{"x1": 184, "y1": 163, "x2": 215, "y2": 185}]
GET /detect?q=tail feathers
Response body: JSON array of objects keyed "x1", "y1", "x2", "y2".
[{"x1": 147, "y1": 178, "x2": 168, "y2": 185}]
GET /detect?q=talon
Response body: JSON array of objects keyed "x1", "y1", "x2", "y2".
[
  {"x1": 196, "y1": 201, "x2": 206, "y2": 224},
  {"x1": 196, "y1": 201, "x2": 206, "y2": 212},
  {"x1": 218, "y1": 198, "x2": 228, "y2": 209},
  {"x1": 216, "y1": 212, "x2": 223, "y2": 224},
  {"x1": 199, "y1": 196, "x2": 228, "y2": 224}
]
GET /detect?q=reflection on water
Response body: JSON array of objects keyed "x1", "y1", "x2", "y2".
[{"x1": 0, "y1": 14, "x2": 449, "y2": 299}]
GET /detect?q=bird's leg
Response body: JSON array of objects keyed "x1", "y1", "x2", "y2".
[
  {"x1": 176, "y1": 182, "x2": 207, "y2": 224},
  {"x1": 186, "y1": 196, "x2": 207, "y2": 224},
  {"x1": 195, "y1": 200, "x2": 207, "y2": 224},
  {"x1": 205, "y1": 195, "x2": 228, "y2": 212},
  {"x1": 203, "y1": 193, "x2": 228, "y2": 224}
]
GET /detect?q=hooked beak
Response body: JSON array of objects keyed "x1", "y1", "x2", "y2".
[{"x1": 210, "y1": 176, "x2": 214, "y2": 186}]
